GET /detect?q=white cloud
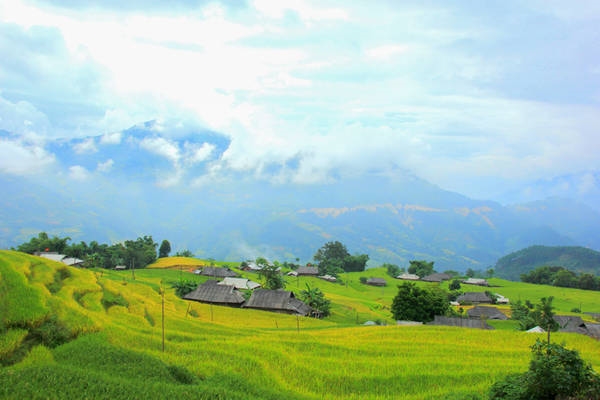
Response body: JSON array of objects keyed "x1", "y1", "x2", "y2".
[
  {"x1": 140, "y1": 136, "x2": 180, "y2": 163},
  {"x1": 100, "y1": 131, "x2": 122, "y2": 145},
  {"x1": 68, "y1": 165, "x2": 90, "y2": 181},
  {"x1": 97, "y1": 159, "x2": 114, "y2": 173},
  {"x1": 1, "y1": 0, "x2": 598, "y2": 207},
  {"x1": 73, "y1": 138, "x2": 97, "y2": 154},
  {"x1": 0, "y1": 138, "x2": 55, "y2": 175},
  {"x1": 183, "y1": 142, "x2": 215, "y2": 165}
]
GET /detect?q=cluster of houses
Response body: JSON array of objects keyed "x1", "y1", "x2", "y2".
[
  {"x1": 397, "y1": 272, "x2": 491, "y2": 286},
  {"x1": 186, "y1": 266, "x2": 314, "y2": 316}
]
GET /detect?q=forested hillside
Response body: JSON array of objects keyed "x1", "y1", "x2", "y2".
[{"x1": 494, "y1": 246, "x2": 600, "y2": 281}]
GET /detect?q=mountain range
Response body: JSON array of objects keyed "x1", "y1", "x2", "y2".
[{"x1": 1, "y1": 123, "x2": 599, "y2": 271}]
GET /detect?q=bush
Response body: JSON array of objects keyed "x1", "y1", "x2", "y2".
[{"x1": 489, "y1": 339, "x2": 600, "y2": 399}]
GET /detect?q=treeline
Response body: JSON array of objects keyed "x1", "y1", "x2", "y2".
[
  {"x1": 15, "y1": 232, "x2": 173, "y2": 269},
  {"x1": 521, "y1": 265, "x2": 600, "y2": 291}
]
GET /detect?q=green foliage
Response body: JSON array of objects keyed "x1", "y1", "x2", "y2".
[
  {"x1": 313, "y1": 241, "x2": 368, "y2": 275},
  {"x1": 101, "y1": 289, "x2": 129, "y2": 311},
  {"x1": 175, "y1": 249, "x2": 194, "y2": 257},
  {"x1": 16, "y1": 233, "x2": 159, "y2": 269},
  {"x1": 45, "y1": 268, "x2": 71, "y2": 294},
  {"x1": 495, "y1": 245, "x2": 600, "y2": 281},
  {"x1": 489, "y1": 339, "x2": 600, "y2": 400},
  {"x1": 16, "y1": 232, "x2": 71, "y2": 254},
  {"x1": 511, "y1": 297, "x2": 559, "y2": 339},
  {"x1": 407, "y1": 260, "x2": 434, "y2": 278},
  {"x1": 299, "y1": 284, "x2": 331, "y2": 317},
  {"x1": 449, "y1": 279, "x2": 461, "y2": 291},
  {"x1": 159, "y1": 240, "x2": 172, "y2": 258},
  {"x1": 171, "y1": 279, "x2": 198, "y2": 298},
  {"x1": 521, "y1": 265, "x2": 600, "y2": 291},
  {"x1": 391, "y1": 282, "x2": 449, "y2": 322},
  {"x1": 257, "y1": 260, "x2": 285, "y2": 290},
  {"x1": 384, "y1": 263, "x2": 401, "y2": 278}
]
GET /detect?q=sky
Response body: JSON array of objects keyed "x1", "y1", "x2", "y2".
[{"x1": 1, "y1": 0, "x2": 599, "y2": 203}]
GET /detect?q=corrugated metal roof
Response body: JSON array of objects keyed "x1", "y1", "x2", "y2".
[{"x1": 218, "y1": 277, "x2": 261, "y2": 290}]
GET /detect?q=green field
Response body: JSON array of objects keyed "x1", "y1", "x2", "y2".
[{"x1": 1, "y1": 250, "x2": 600, "y2": 399}]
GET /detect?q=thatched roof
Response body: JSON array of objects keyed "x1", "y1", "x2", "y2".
[
  {"x1": 242, "y1": 289, "x2": 311, "y2": 316},
  {"x1": 296, "y1": 266, "x2": 319, "y2": 276},
  {"x1": 218, "y1": 277, "x2": 261, "y2": 290},
  {"x1": 422, "y1": 273, "x2": 451, "y2": 282},
  {"x1": 183, "y1": 280, "x2": 245, "y2": 306},
  {"x1": 198, "y1": 267, "x2": 239, "y2": 278},
  {"x1": 554, "y1": 315, "x2": 586, "y2": 333},
  {"x1": 456, "y1": 292, "x2": 492, "y2": 304},
  {"x1": 365, "y1": 277, "x2": 387, "y2": 286},
  {"x1": 467, "y1": 306, "x2": 507, "y2": 320},
  {"x1": 429, "y1": 316, "x2": 493, "y2": 329}
]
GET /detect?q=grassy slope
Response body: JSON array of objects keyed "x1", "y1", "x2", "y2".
[{"x1": 1, "y1": 251, "x2": 600, "y2": 399}]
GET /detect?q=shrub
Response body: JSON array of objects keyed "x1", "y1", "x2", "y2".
[{"x1": 489, "y1": 339, "x2": 600, "y2": 399}]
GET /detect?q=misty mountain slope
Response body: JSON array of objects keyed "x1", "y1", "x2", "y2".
[
  {"x1": 495, "y1": 245, "x2": 600, "y2": 280},
  {"x1": 1, "y1": 127, "x2": 598, "y2": 271}
]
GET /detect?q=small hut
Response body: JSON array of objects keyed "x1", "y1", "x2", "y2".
[
  {"x1": 365, "y1": 277, "x2": 387, "y2": 287},
  {"x1": 467, "y1": 306, "x2": 507, "y2": 320},
  {"x1": 183, "y1": 280, "x2": 245, "y2": 307},
  {"x1": 242, "y1": 289, "x2": 311, "y2": 316}
]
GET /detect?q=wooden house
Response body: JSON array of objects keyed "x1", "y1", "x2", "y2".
[
  {"x1": 365, "y1": 277, "x2": 387, "y2": 287},
  {"x1": 467, "y1": 306, "x2": 507, "y2": 320},
  {"x1": 456, "y1": 292, "x2": 492, "y2": 305},
  {"x1": 242, "y1": 289, "x2": 311, "y2": 316},
  {"x1": 183, "y1": 280, "x2": 245, "y2": 307}
]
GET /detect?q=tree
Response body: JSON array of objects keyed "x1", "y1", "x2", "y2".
[
  {"x1": 531, "y1": 296, "x2": 559, "y2": 344},
  {"x1": 257, "y1": 258, "x2": 285, "y2": 290},
  {"x1": 384, "y1": 263, "x2": 401, "y2": 278},
  {"x1": 17, "y1": 232, "x2": 71, "y2": 254},
  {"x1": 449, "y1": 279, "x2": 461, "y2": 291},
  {"x1": 391, "y1": 282, "x2": 449, "y2": 323},
  {"x1": 407, "y1": 260, "x2": 434, "y2": 278},
  {"x1": 175, "y1": 249, "x2": 194, "y2": 257},
  {"x1": 299, "y1": 284, "x2": 331, "y2": 318},
  {"x1": 159, "y1": 240, "x2": 171, "y2": 258},
  {"x1": 490, "y1": 339, "x2": 600, "y2": 399},
  {"x1": 313, "y1": 241, "x2": 368, "y2": 275}
]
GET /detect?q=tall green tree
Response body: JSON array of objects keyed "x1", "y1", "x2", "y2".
[
  {"x1": 299, "y1": 284, "x2": 331, "y2": 318},
  {"x1": 407, "y1": 260, "x2": 434, "y2": 278},
  {"x1": 313, "y1": 241, "x2": 368, "y2": 275},
  {"x1": 158, "y1": 240, "x2": 171, "y2": 258},
  {"x1": 391, "y1": 282, "x2": 449, "y2": 323},
  {"x1": 257, "y1": 258, "x2": 285, "y2": 290},
  {"x1": 531, "y1": 296, "x2": 559, "y2": 344}
]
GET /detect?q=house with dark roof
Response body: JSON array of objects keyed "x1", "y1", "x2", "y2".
[
  {"x1": 422, "y1": 273, "x2": 451, "y2": 282},
  {"x1": 242, "y1": 289, "x2": 312, "y2": 316},
  {"x1": 365, "y1": 277, "x2": 387, "y2": 287},
  {"x1": 197, "y1": 267, "x2": 239, "y2": 278},
  {"x1": 554, "y1": 315, "x2": 587, "y2": 333},
  {"x1": 467, "y1": 306, "x2": 507, "y2": 320},
  {"x1": 295, "y1": 266, "x2": 319, "y2": 276},
  {"x1": 183, "y1": 280, "x2": 245, "y2": 307},
  {"x1": 456, "y1": 292, "x2": 492, "y2": 304}
]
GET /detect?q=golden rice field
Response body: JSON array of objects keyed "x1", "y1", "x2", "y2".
[{"x1": 1, "y1": 250, "x2": 600, "y2": 399}]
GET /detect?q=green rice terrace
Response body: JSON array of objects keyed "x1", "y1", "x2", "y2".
[{"x1": 1, "y1": 250, "x2": 600, "y2": 399}]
